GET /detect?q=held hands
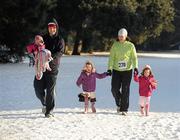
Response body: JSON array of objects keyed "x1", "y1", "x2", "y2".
[
  {"x1": 133, "y1": 68, "x2": 138, "y2": 76},
  {"x1": 106, "y1": 70, "x2": 112, "y2": 76}
]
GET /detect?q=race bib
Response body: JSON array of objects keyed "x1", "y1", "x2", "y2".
[{"x1": 118, "y1": 60, "x2": 127, "y2": 69}]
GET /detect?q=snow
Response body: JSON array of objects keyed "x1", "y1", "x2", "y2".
[
  {"x1": 0, "y1": 54, "x2": 180, "y2": 140},
  {"x1": 1, "y1": 108, "x2": 180, "y2": 140}
]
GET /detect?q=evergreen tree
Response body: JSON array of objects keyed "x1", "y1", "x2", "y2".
[
  {"x1": 80, "y1": 0, "x2": 175, "y2": 48},
  {"x1": 55, "y1": 0, "x2": 88, "y2": 55},
  {"x1": 0, "y1": 0, "x2": 57, "y2": 60}
]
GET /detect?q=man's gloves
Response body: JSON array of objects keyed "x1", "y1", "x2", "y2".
[
  {"x1": 134, "y1": 68, "x2": 138, "y2": 75},
  {"x1": 106, "y1": 70, "x2": 112, "y2": 76}
]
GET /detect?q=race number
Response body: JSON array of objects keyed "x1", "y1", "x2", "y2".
[{"x1": 118, "y1": 61, "x2": 127, "y2": 69}]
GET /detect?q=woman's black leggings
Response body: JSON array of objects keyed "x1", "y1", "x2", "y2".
[{"x1": 111, "y1": 69, "x2": 132, "y2": 112}]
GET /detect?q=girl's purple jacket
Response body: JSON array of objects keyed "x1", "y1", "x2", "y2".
[{"x1": 76, "y1": 71, "x2": 107, "y2": 92}]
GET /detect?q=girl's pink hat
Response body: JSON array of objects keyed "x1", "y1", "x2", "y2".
[{"x1": 144, "y1": 65, "x2": 151, "y2": 70}]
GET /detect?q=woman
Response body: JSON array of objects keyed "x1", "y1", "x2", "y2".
[{"x1": 107, "y1": 28, "x2": 138, "y2": 115}]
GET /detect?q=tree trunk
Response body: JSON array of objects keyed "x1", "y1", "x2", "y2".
[{"x1": 72, "y1": 31, "x2": 82, "y2": 55}]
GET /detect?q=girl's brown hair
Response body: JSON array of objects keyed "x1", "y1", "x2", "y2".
[
  {"x1": 82, "y1": 60, "x2": 96, "y2": 73},
  {"x1": 141, "y1": 67, "x2": 153, "y2": 76}
]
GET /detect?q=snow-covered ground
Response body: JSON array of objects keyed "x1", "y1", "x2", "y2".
[
  {"x1": 1, "y1": 108, "x2": 180, "y2": 140},
  {"x1": 0, "y1": 53, "x2": 180, "y2": 140}
]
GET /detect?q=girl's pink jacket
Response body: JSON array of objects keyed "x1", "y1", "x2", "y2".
[{"x1": 134, "y1": 74, "x2": 157, "y2": 97}]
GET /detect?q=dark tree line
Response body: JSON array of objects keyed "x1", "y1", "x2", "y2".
[{"x1": 0, "y1": 0, "x2": 179, "y2": 61}]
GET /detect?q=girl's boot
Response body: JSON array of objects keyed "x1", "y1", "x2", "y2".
[
  {"x1": 140, "y1": 106, "x2": 144, "y2": 116},
  {"x1": 91, "y1": 102, "x2": 96, "y2": 113},
  {"x1": 145, "y1": 104, "x2": 150, "y2": 116},
  {"x1": 84, "y1": 95, "x2": 89, "y2": 114}
]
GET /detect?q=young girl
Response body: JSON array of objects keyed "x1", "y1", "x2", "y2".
[
  {"x1": 76, "y1": 61, "x2": 109, "y2": 113},
  {"x1": 134, "y1": 65, "x2": 157, "y2": 116}
]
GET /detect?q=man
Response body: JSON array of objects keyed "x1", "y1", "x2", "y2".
[
  {"x1": 34, "y1": 18, "x2": 65, "y2": 118},
  {"x1": 107, "y1": 28, "x2": 138, "y2": 116}
]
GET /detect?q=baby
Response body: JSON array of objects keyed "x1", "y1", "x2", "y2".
[
  {"x1": 26, "y1": 35, "x2": 53, "y2": 80},
  {"x1": 34, "y1": 35, "x2": 53, "y2": 80}
]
